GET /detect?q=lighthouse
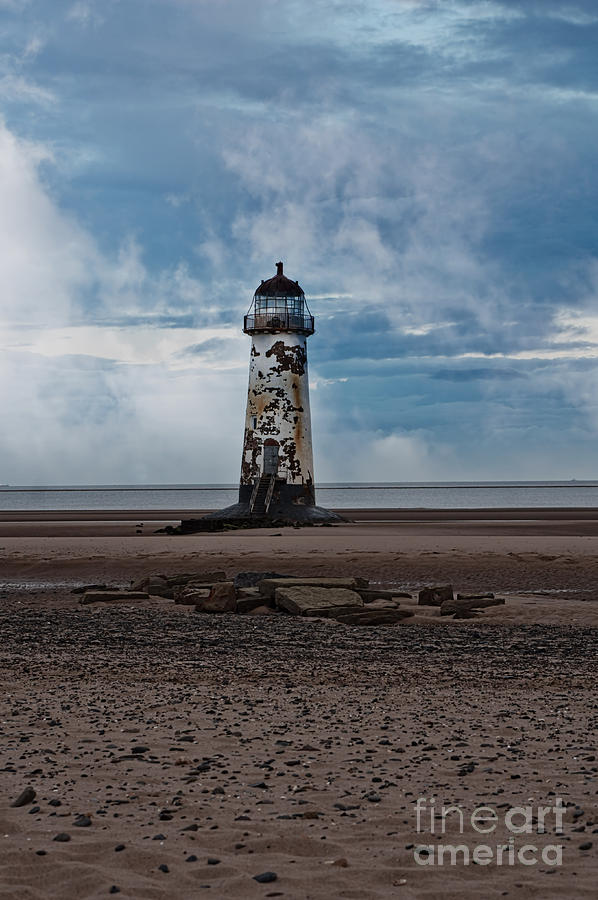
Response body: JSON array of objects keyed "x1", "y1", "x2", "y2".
[{"x1": 204, "y1": 262, "x2": 342, "y2": 525}]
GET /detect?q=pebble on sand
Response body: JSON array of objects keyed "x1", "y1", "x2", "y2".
[
  {"x1": 10, "y1": 787, "x2": 36, "y2": 808},
  {"x1": 253, "y1": 872, "x2": 278, "y2": 883}
]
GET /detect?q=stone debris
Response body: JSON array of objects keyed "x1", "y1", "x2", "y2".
[
  {"x1": 10, "y1": 786, "x2": 36, "y2": 808},
  {"x1": 358, "y1": 589, "x2": 412, "y2": 602},
  {"x1": 418, "y1": 584, "x2": 454, "y2": 606},
  {"x1": 259, "y1": 576, "x2": 368, "y2": 600},
  {"x1": 441, "y1": 596, "x2": 505, "y2": 617},
  {"x1": 174, "y1": 588, "x2": 210, "y2": 606},
  {"x1": 78, "y1": 570, "x2": 513, "y2": 625},
  {"x1": 131, "y1": 571, "x2": 227, "y2": 598},
  {"x1": 333, "y1": 608, "x2": 414, "y2": 626},
  {"x1": 195, "y1": 582, "x2": 238, "y2": 614},
  {"x1": 275, "y1": 586, "x2": 363, "y2": 617}
]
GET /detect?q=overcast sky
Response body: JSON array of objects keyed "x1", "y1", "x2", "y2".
[{"x1": 1, "y1": 0, "x2": 598, "y2": 484}]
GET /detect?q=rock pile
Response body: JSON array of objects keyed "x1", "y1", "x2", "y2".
[
  {"x1": 74, "y1": 574, "x2": 506, "y2": 624},
  {"x1": 418, "y1": 585, "x2": 505, "y2": 618}
]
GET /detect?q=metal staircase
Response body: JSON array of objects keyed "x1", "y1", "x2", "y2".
[{"x1": 249, "y1": 474, "x2": 275, "y2": 516}]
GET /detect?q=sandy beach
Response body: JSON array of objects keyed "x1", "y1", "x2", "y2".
[{"x1": 1, "y1": 511, "x2": 597, "y2": 898}]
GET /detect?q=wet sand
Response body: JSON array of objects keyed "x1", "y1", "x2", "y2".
[{"x1": 1, "y1": 512, "x2": 597, "y2": 898}]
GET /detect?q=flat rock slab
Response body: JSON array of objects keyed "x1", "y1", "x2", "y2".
[
  {"x1": 261, "y1": 577, "x2": 368, "y2": 599},
  {"x1": 174, "y1": 589, "x2": 210, "y2": 605},
  {"x1": 358, "y1": 589, "x2": 411, "y2": 602},
  {"x1": 441, "y1": 597, "x2": 505, "y2": 616},
  {"x1": 80, "y1": 591, "x2": 149, "y2": 604},
  {"x1": 275, "y1": 586, "x2": 363, "y2": 617},
  {"x1": 333, "y1": 608, "x2": 414, "y2": 626}
]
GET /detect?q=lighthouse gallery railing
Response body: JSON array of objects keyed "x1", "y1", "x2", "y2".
[{"x1": 244, "y1": 310, "x2": 314, "y2": 335}]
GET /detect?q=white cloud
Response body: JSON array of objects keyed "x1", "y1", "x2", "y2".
[
  {"x1": 0, "y1": 120, "x2": 252, "y2": 483},
  {"x1": 66, "y1": 1, "x2": 104, "y2": 28},
  {"x1": 0, "y1": 120, "x2": 98, "y2": 327},
  {"x1": 315, "y1": 427, "x2": 454, "y2": 482},
  {"x1": 0, "y1": 74, "x2": 55, "y2": 105},
  {"x1": 0, "y1": 349, "x2": 247, "y2": 484}
]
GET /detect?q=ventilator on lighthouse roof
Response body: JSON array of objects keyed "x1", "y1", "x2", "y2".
[
  {"x1": 244, "y1": 261, "x2": 314, "y2": 337},
  {"x1": 255, "y1": 261, "x2": 304, "y2": 297}
]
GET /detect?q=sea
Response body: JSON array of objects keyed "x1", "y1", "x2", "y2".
[{"x1": 1, "y1": 482, "x2": 598, "y2": 511}]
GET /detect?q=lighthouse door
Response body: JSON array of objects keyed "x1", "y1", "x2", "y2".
[{"x1": 263, "y1": 441, "x2": 279, "y2": 476}]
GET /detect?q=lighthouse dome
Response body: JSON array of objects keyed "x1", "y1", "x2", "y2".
[{"x1": 255, "y1": 261, "x2": 304, "y2": 297}]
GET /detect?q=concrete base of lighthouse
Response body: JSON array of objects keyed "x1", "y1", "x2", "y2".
[
  {"x1": 173, "y1": 481, "x2": 345, "y2": 532},
  {"x1": 205, "y1": 482, "x2": 344, "y2": 523}
]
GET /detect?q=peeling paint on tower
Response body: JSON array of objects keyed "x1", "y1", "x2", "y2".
[{"x1": 240, "y1": 274, "x2": 315, "y2": 498}]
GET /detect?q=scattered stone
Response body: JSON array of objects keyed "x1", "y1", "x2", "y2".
[
  {"x1": 418, "y1": 585, "x2": 454, "y2": 606},
  {"x1": 358, "y1": 589, "x2": 410, "y2": 603},
  {"x1": 207, "y1": 857, "x2": 220, "y2": 865},
  {"x1": 275, "y1": 586, "x2": 363, "y2": 617},
  {"x1": 253, "y1": 872, "x2": 278, "y2": 883},
  {"x1": 114, "y1": 844, "x2": 125, "y2": 852},
  {"x1": 456, "y1": 592, "x2": 495, "y2": 601},
  {"x1": 158, "y1": 864, "x2": 169, "y2": 873},
  {"x1": 175, "y1": 587, "x2": 210, "y2": 605},
  {"x1": 109, "y1": 887, "x2": 121, "y2": 895},
  {"x1": 333, "y1": 608, "x2": 414, "y2": 626},
  {"x1": 246, "y1": 605, "x2": 278, "y2": 616},
  {"x1": 195, "y1": 582, "x2": 237, "y2": 613},
  {"x1": 10, "y1": 786, "x2": 36, "y2": 807},
  {"x1": 132, "y1": 571, "x2": 226, "y2": 597},
  {"x1": 53, "y1": 833, "x2": 71, "y2": 842},
  {"x1": 441, "y1": 597, "x2": 505, "y2": 617},
  {"x1": 74, "y1": 814, "x2": 91, "y2": 827}
]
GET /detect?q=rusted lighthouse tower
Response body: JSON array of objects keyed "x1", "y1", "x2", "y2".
[
  {"x1": 240, "y1": 261, "x2": 316, "y2": 515},
  {"x1": 204, "y1": 262, "x2": 341, "y2": 525}
]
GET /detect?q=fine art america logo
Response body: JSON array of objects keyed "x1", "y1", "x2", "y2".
[{"x1": 413, "y1": 797, "x2": 564, "y2": 866}]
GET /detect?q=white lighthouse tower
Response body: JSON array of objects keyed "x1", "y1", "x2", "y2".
[{"x1": 204, "y1": 262, "x2": 341, "y2": 525}]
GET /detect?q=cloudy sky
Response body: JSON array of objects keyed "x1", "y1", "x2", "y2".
[{"x1": 1, "y1": 0, "x2": 598, "y2": 484}]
